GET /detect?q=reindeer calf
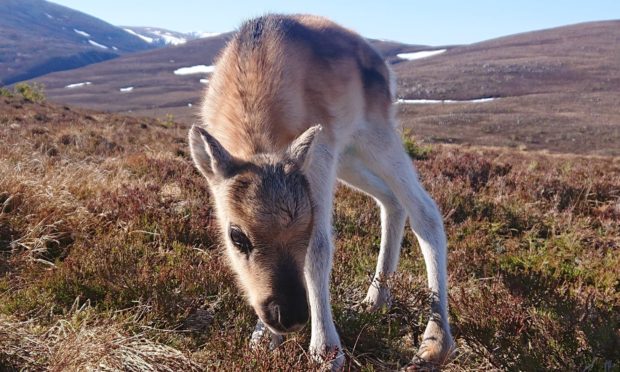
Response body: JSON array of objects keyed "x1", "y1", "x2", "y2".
[{"x1": 189, "y1": 14, "x2": 453, "y2": 369}]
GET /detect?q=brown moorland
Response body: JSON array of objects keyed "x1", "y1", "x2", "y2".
[
  {"x1": 395, "y1": 20, "x2": 620, "y2": 156},
  {"x1": 0, "y1": 90, "x2": 618, "y2": 370}
]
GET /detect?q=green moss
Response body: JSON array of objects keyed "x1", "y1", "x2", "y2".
[
  {"x1": 402, "y1": 136, "x2": 432, "y2": 160},
  {"x1": 160, "y1": 113, "x2": 176, "y2": 128},
  {"x1": 0, "y1": 87, "x2": 14, "y2": 98},
  {"x1": 13, "y1": 83, "x2": 46, "y2": 103}
]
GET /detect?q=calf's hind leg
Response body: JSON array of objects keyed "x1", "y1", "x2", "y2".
[
  {"x1": 338, "y1": 151, "x2": 407, "y2": 311},
  {"x1": 353, "y1": 128, "x2": 454, "y2": 364}
]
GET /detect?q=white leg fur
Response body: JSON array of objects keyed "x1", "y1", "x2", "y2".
[
  {"x1": 341, "y1": 126, "x2": 454, "y2": 363},
  {"x1": 304, "y1": 142, "x2": 344, "y2": 368},
  {"x1": 338, "y1": 151, "x2": 407, "y2": 310}
]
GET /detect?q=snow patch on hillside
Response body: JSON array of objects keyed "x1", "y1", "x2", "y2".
[
  {"x1": 396, "y1": 98, "x2": 496, "y2": 104},
  {"x1": 194, "y1": 32, "x2": 223, "y2": 38},
  {"x1": 397, "y1": 49, "x2": 446, "y2": 61},
  {"x1": 174, "y1": 65, "x2": 215, "y2": 75},
  {"x1": 123, "y1": 28, "x2": 154, "y2": 43},
  {"x1": 121, "y1": 27, "x2": 222, "y2": 46},
  {"x1": 88, "y1": 40, "x2": 109, "y2": 49},
  {"x1": 150, "y1": 30, "x2": 186, "y2": 45},
  {"x1": 65, "y1": 82, "x2": 92, "y2": 89},
  {"x1": 74, "y1": 29, "x2": 90, "y2": 37}
]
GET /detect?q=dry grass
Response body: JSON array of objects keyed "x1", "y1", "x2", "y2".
[
  {"x1": 0, "y1": 304, "x2": 200, "y2": 371},
  {"x1": 1, "y1": 96, "x2": 619, "y2": 371}
]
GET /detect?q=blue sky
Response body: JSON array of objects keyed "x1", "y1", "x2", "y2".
[{"x1": 49, "y1": 0, "x2": 619, "y2": 45}]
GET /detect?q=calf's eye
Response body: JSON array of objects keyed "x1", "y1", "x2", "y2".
[{"x1": 229, "y1": 225, "x2": 252, "y2": 255}]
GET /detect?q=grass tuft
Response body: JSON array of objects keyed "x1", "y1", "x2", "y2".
[{"x1": 403, "y1": 135, "x2": 433, "y2": 160}]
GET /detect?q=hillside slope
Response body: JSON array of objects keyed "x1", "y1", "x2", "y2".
[
  {"x1": 31, "y1": 32, "x2": 236, "y2": 115},
  {"x1": 0, "y1": 0, "x2": 154, "y2": 85},
  {"x1": 395, "y1": 20, "x2": 620, "y2": 99},
  {"x1": 393, "y1": 20, "x2": 620, "y2": 156}
]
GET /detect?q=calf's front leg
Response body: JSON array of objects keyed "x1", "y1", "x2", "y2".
[{"x1": 305, "y1": 145, "x2": 344, "y2": 369}]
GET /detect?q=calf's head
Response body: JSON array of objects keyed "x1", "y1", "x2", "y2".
[{"x1": 189, "y1": 125, "x2": 321, "y2": 334}]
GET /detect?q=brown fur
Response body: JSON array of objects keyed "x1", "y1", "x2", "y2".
[{"x1": 201, "y1": 14, "x2": 392, "y2": 159}]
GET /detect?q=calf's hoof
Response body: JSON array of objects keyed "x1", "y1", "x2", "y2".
[
  {"x1": 405, "y1": 320, "x2": 454, "y2": 370},
  {"x1": 361, "y1": 282, "x2": 392, "y2": 312}
]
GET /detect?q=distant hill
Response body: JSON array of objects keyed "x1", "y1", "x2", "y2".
[
  {"x1": 0, "y1": 0, "x2": 154, "y2": 85},
  {"x1": 394, "y1": 20, "x2": 620, "y2": 100}
]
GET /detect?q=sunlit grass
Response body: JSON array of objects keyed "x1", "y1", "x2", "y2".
[{"x1": 1, "y1": 96, "x2": 619, "y2": 370}]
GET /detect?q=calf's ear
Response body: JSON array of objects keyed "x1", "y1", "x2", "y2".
[
  {"x1": 285, "y1": 124, "x2": 322, "y2": 172},
  {"x1": 189, "y1": 125, "x2": 239, "y2": 180}
]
